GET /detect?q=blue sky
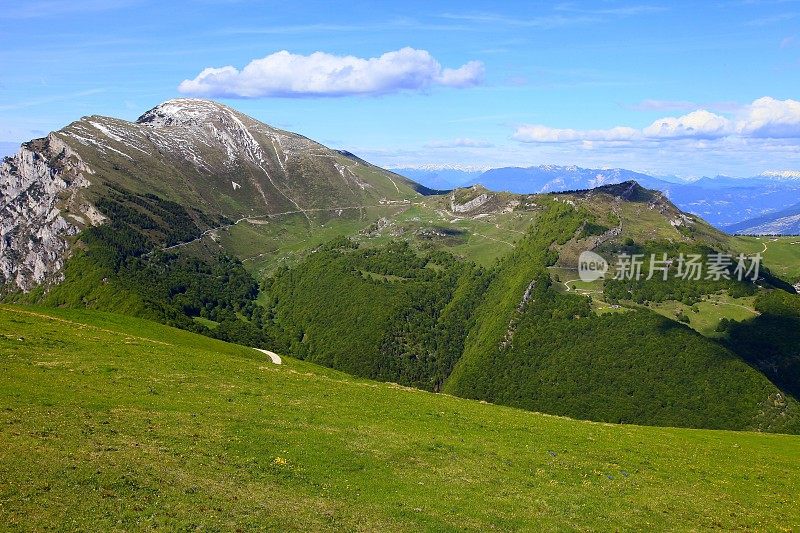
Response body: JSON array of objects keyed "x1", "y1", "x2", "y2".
[{"x1": 1, "y1": 0, "x2": 800, "y2": 176}]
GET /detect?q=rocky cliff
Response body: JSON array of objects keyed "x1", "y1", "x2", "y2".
[{"x1": 0, "y1": 135, "x2": 103, "y2": 290}]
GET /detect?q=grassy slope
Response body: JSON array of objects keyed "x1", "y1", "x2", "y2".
[
  {"x1": 647, "y1": 295, "x2": 759, "y2": 337},
  {"x1": 547, "y1": 270, "x2": 761, "y2": 338},
  {"x1": 444, "y1": 201, "x2": 577, "y2": 397},
  {"x1": 1, "y1": 304, "x2": 799, "y2": 530},
  {"x1": 181, "y1": 197, "x2": 536, "y2": 277},
  {"x1": 732, "y1": 235, "x2": 800, "y2": 283}
]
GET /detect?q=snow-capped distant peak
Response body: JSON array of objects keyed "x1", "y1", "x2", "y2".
[{"x1": 760, "y1": 170, "x2": 800, "y2": 180}]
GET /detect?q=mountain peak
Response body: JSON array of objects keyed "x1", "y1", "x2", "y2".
[
  {"x1": 561, "y1": 180, "x2": 662, "y2": 204},
  {"x1": 136, "y1": 98, "x2": 241, "y2": 128}
]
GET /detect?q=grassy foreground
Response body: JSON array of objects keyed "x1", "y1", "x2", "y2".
[{"x1": 1, "y1": 305, "x2": 798, "y2": 531}]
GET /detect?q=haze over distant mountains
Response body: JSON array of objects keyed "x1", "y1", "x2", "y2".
[
  {"x1": 393, "y1": 165, "x2": 800, "y2": 232},
  {"x1": 726, "y1": 202, "x2": 800, "y2": 235}
]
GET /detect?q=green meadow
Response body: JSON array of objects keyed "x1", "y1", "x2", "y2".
[
  {"x1": 732, "y1": 235, "x2": 800, "y2": 284},
  {"x1": 1, "y1": 304, "x2": 798, "y2": 531}
]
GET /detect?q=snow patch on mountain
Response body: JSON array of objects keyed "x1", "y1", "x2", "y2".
[{"x1": 760, "y1": 170, "x2": 800, "y2": 180}]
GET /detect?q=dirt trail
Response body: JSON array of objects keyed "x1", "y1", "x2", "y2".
[{"x1": 254, "y1": 348, "x2": 282, "y2": 365}]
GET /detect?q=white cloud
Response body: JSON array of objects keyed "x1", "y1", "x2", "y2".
[
  {"x1": 435, "y1": 61, "x2": 486, "y2": 88},
  {"x1": 643, "y1": 110, "x2": 733, "y2": 140},
  {"x1": 178, "y1": 48, "x2": 484, "y2": 98},
  {"x1": 514, "y1": 98, "x2": 800, "y2": 145},
  {"x1": 737, "y1": 97, "x2": 800, "y2": 138}
]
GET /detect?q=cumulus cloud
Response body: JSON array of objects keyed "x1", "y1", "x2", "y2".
[
  {"x1": 435, "y1": 61, "x2": 485, "y2": 88},
  {"x1": 178, "y1": 48, "x2": 484, "y2": 98},
  {"x1": 737, "y1": 97, "x2": 800, "y2": 138},
  {"x1": 514, "y1": 97, "x2": 800, "y2": 144},
  {"x1": 643, "y1": 110, "x2": 733, "y2": 139}
]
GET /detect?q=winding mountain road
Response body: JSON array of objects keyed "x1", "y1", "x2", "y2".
[{"x1": 162, "y1": 203, "x2": 421, "y2": 253}]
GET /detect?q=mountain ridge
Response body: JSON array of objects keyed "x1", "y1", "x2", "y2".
[
  {"x1": 3, "y1": 99, "x2": 800, "y2": 434},
  {"x1": 0, "y1": 99, "x2": 421, "y2": 290},
  {"x1": 392, "y1": 164, "x2": 800, "y2": 230}
]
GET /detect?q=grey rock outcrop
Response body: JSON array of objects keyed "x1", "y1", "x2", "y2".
[{"x1": 0, "y1": 134, "x2": 100, "y2": 291}]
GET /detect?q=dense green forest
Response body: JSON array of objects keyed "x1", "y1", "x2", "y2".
[
  {"x1": 725, "y1": 290, "x2": 800, "y2": 400},
  {"x1": 451, "y1": 278, "x2": 794, "y2": 431},
  {"x1": 261, "y1": 239, "x2": 490, "y2": 390},
  {"x1": 602, "y1": 241, "x2": 792, "y2": 305},
  {"x1": 254, "y1": 199, "x2": 800, "y2": 431}
]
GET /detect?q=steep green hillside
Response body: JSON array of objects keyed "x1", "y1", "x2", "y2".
[
  {"x1": 725, "y1": 290, "x2": 800, "y2": 399},
  {"x1": 1, "y1": 305, "x2": 799, "y2": 530},
  {"x1": 5, "y1": 184, "x2": 271, "y2": 347},
  {"x1": 262, "y1": 239, "x2": 489, "y2": 390},
  {"x1": 442, "y1": 200, "x2": 799, "y2": 432}
]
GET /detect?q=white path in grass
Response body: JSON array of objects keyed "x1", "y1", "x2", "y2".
[{"x1": 254, "y1": 348, "x2": 282, "y2": 365}]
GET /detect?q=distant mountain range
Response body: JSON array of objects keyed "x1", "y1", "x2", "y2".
[
  {"x1": 393, "y1": 165, "x2": 800, "y2": 232},
  {"x1": 726, "y1": 202, "x2": 800, "y2": 235}
]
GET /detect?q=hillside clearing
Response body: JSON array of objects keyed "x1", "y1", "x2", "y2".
[{"x1": 732, "y1": 235, "x2": 800, "y2": 283}]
